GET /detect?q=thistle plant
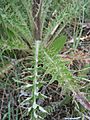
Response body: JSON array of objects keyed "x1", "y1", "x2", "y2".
[
  {"x1": 0, "y1": 0, "x2": 90, "y2": 119},
  {"x1": 18, "y1": 41, "x2": 47, "y2": 120}
]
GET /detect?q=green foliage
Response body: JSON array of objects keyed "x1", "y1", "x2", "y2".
[
  {"x1": 84, "y1": 0, "x2": 90, "y2": 19},
  {"x1": 13, "y1": 41, "x2": 47, "y2": 120},
  {"x1": 42, "y1": 50, "x2": 79, "y2": 91},
  {"x1": 0, "y1": 0, "x2": 90, "y2": 119},
  {"x1": 0, "y1": 0, "x2": 88, "y2": 49},
  {"x1": 46, "y1": 34, "x2": 66, "y2": 57},
  {"x1": 0, "y1": 0, "x2": 33, "y2": 49}
]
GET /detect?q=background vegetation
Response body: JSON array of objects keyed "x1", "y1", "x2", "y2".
[{"x1": 0, "y1": 0, "x2": 90, "y2": 119}]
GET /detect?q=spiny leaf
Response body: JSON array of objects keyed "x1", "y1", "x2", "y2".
[{"x1": 47, "y1": 34, "x2": 66, "y2": 57}]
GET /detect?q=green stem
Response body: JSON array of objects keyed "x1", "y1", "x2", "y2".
[{"x1": 32, "y1": 40, "x2": 41, "y2": 119}]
